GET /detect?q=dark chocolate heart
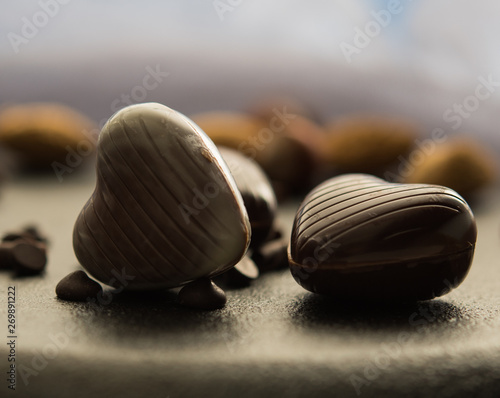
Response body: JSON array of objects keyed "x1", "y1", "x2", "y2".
[
  {"x1": 218, "y1": 147, "x2": 277, "y2": 249},
  {"x1": 288, "y1": 174, "x2": 477, "y2": 300}
]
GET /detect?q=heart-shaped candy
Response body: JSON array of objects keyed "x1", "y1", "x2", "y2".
[
  {"x1": 218, "y1": 147, "x2": 277, "y2": 249},
  {"x1": 73, "y1": 103, "x2": 251, "y2": 290},
  {"x1": 288, "y1": 174, "x2": 477, "y2": 300}
]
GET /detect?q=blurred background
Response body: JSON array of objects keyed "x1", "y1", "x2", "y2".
[
  {"x1": 3, "y1": 4, "x2": 500, "y2": 397},
  {"x1": 1, "y1": 0, "x2": 499, "y2": 193}
]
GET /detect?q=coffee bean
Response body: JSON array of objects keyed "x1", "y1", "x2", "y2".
[
  {"x1": 22, "y1": 225, "x2": 49, "y2": 244},
  {"x1": 14, "y1": 242, "x2": 47, "y2": 275},
  {"x1": 2, "y1": 225, "x2": 48, "y2": 244},
  {"x1": 252, "y1": 238, "x2": 289, "y2": 273},
  {"x1": 0, "y1": 241, "x2": 47, "y2": 275},
  {"x1": 56, "y1": 270, "x2": 103, "y2": 302}
]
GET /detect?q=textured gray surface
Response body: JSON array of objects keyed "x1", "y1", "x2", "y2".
[{"x1": 1, "y1": 172, "x2": 500, "y2": 398}]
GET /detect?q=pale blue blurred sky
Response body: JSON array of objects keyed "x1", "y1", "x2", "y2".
[
  {"x1": 1, "y1": 0, "x2": 499, "y2": 152},
  {"x1": 2, "y1": 0, "x2": 499, "y2": 75}
]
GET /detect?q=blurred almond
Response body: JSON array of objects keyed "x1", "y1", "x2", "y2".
[
  {"x1": 254, "y1": 135, "x2": 315, "y2": 198},
  {"x1": 321, "y1": 115, "x2": 417, "y2": 174},
  {"x1": 192, "y1": 111, "x2": 316, "y2": 198},
  {"x1": 0, "y1": 102, "x2": 97, "y2": 168},
  {"x1": 190, "y1": 112, "x2": 266, "y2": 152},
  {"x1": 403, "y1": 138, "x2": 497, "y2": 197},
  {"x1": 248, "y1": 96, "x2": 319, "y2": 123}
]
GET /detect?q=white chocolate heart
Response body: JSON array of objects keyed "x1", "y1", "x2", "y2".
[{"x1": 73, "y1": 103, "x2": 251, "y2": 290}]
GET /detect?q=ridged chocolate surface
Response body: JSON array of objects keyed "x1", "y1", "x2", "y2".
[
  {"x1": 219, "y1": 147, "x2": 277, "y2": 248},
  {"x1": 73, "y1": 103, "x2": 250, "y2": 290},
  {"x1": 289, "y1": 174, "x2": 477, "y2": 300}
]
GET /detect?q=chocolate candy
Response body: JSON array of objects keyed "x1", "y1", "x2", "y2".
[
  {"x1": 219, "y1": 147, "x2": 277, "y2": 249},
  {"x1": 56, "y1": 270, "x2": 103, "y2": 302},
  {"x1": 177, "y1": 278, "x2": 227, "y2": 310},
  {"x1": 288, "y1": 174, "x2": 477, "y2": 300},
  {"x1": 73, "y1": 103, "x2": 251, "y2": 290}
]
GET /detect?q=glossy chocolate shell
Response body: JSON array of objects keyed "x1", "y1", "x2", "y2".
[
  {"x1": 219, "y1": 147, "x2": 277, "y2": 249},
  {"x1": 73, "y1": 103, "x2": 251, "y2": 290},
  {"x1": 288, "y1": 174, "x2": 477, "y2": 300}
]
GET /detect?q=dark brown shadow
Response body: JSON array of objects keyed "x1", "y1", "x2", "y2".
[
  {"x1": 288, "y1": 292, "x2": 466, "y2": 336},
  {"x1": 60, "y1": 286, "x2": 240, "y2": 350}
]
